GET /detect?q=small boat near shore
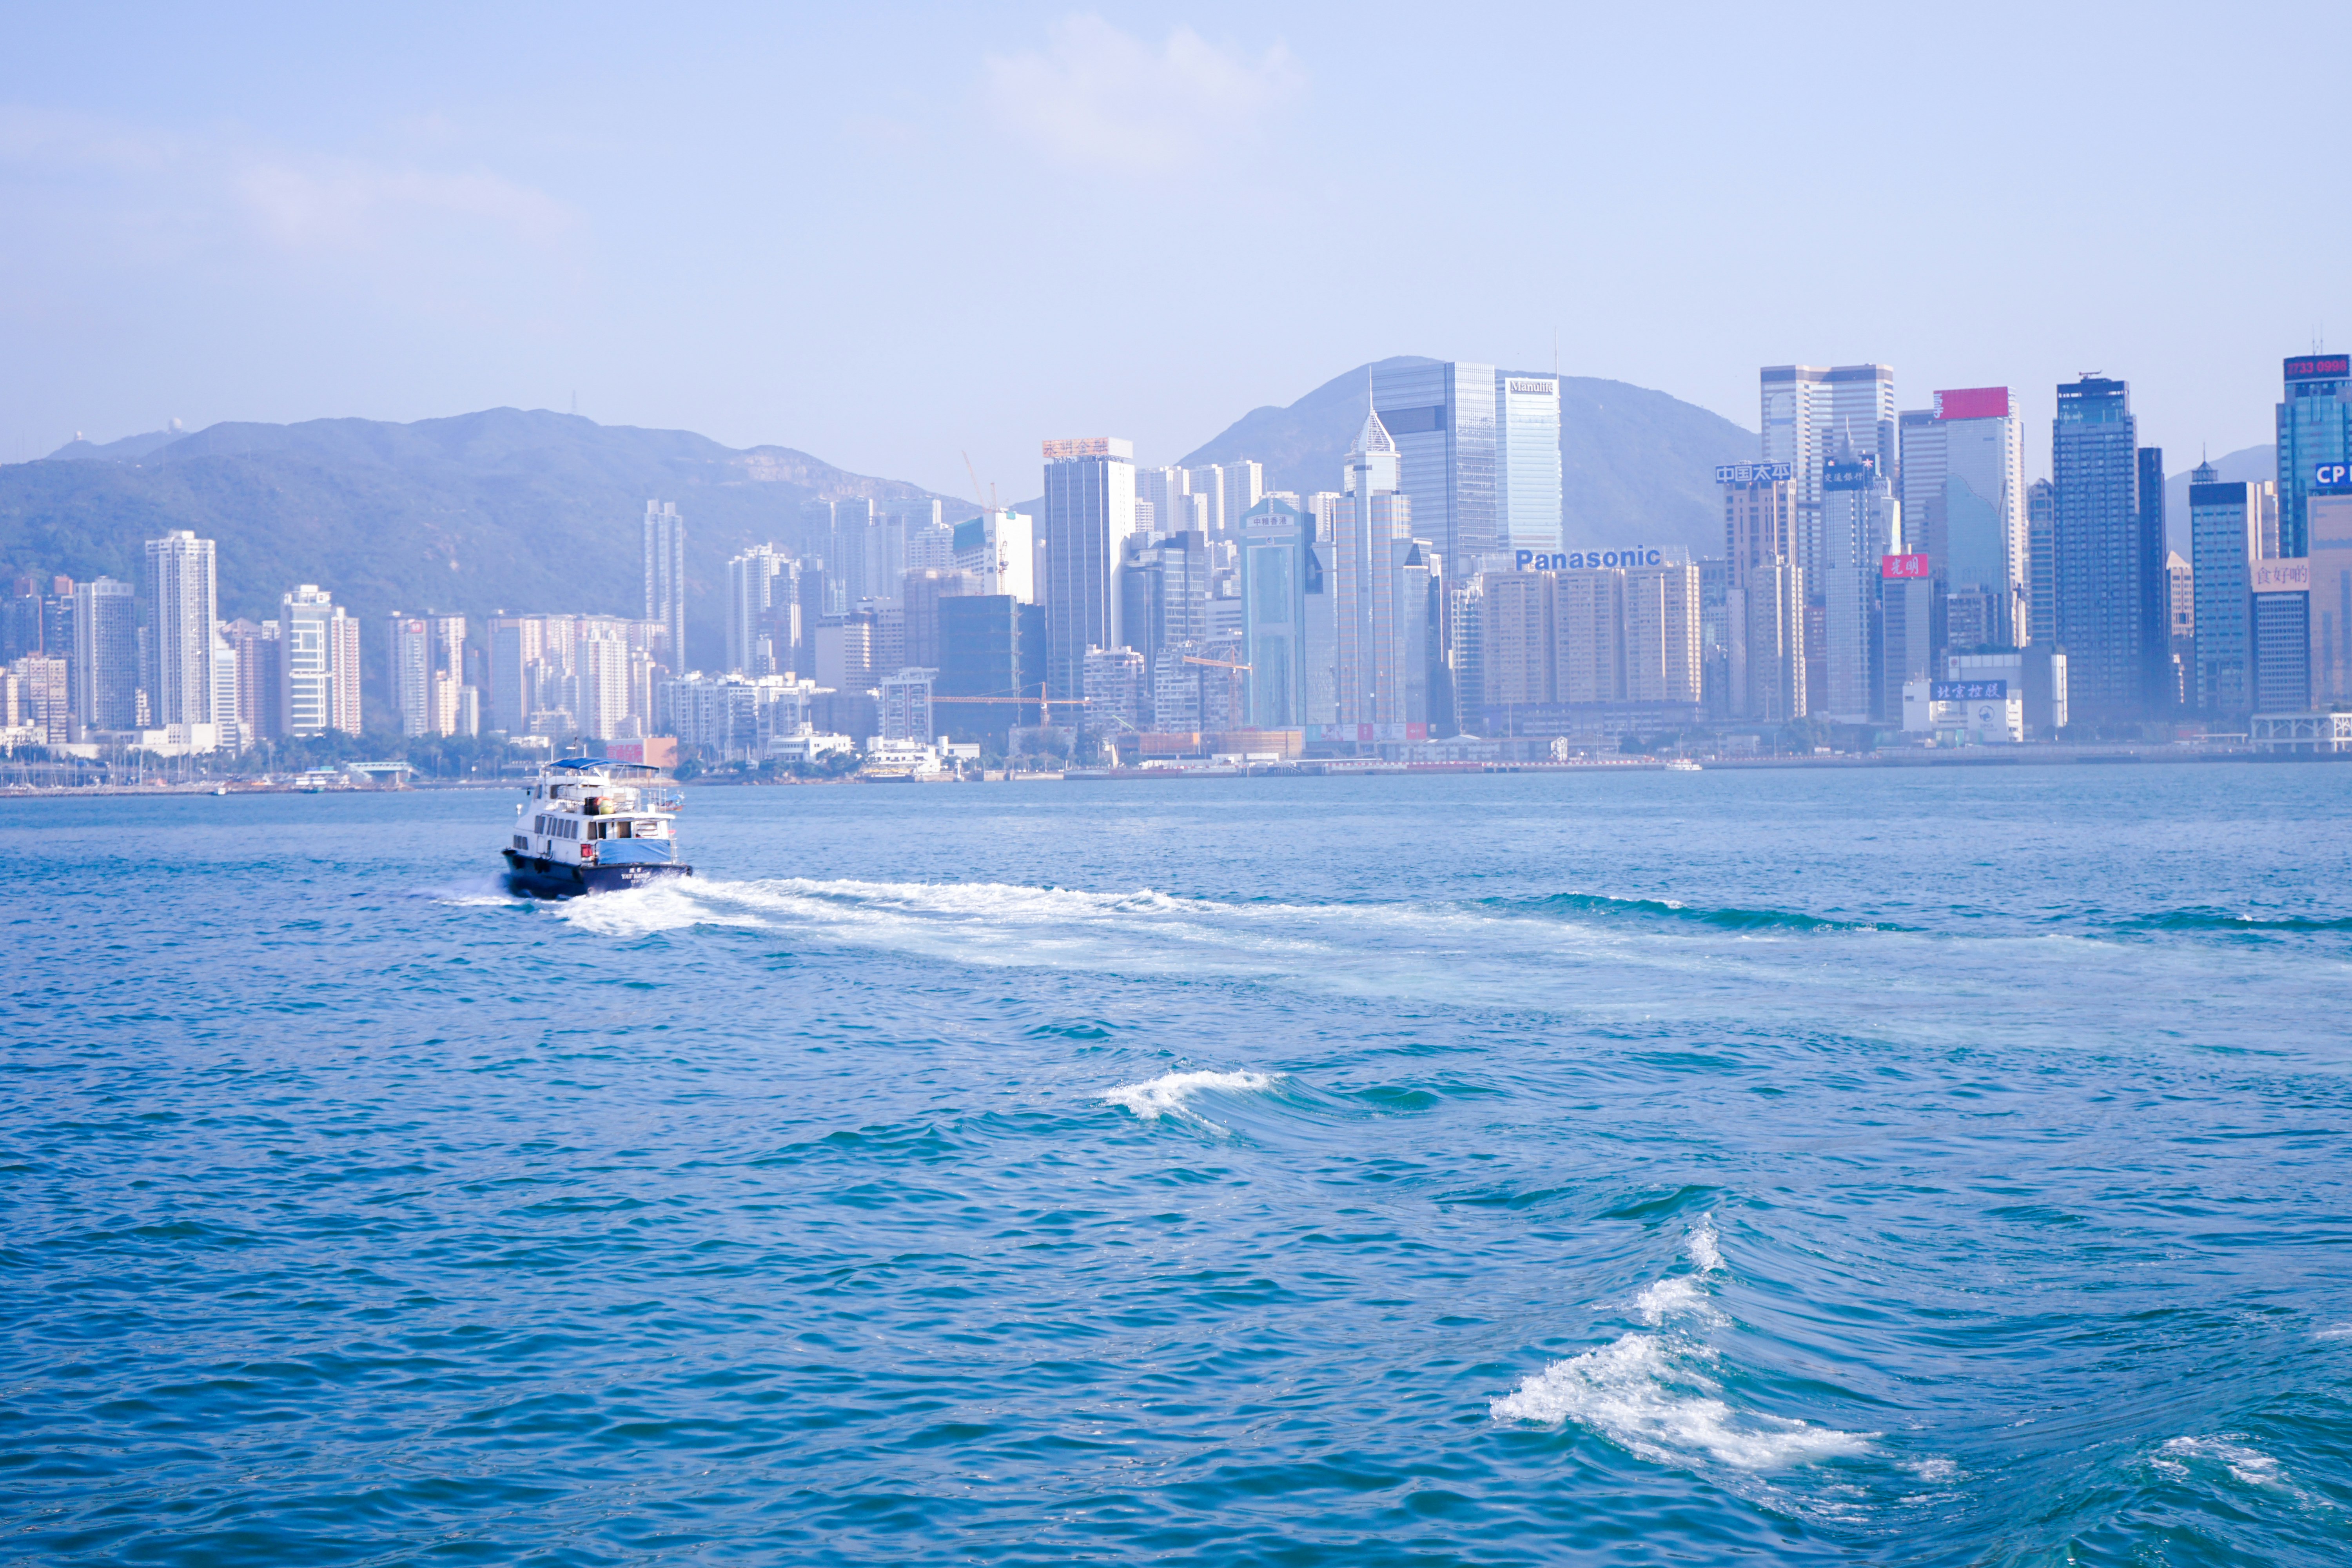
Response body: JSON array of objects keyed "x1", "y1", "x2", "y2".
[{"x1": 501, "y1": 758, "x2": 691, "y2": 897}]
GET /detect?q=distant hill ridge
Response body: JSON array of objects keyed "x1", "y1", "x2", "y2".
[{"x1": 5, "y1": 408, "x2": 969, "y2": 673}]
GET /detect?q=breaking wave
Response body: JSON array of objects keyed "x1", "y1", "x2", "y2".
[{"x1": 1099, "y1": 1069, "x2": 1276, "y2": 1129}]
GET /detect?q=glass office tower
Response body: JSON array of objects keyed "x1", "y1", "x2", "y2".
[
  {"x1": 2277, "y1": 353, "x2": 2352, "y2": 559},
  {"x1": 1040, "y1": 438, "x2": 1140, "y2": 700},
  {"x1": 2052, "y1": 376, "x2": 2157, "y2": 718},
  {"x1": 1371, "y1": 361, "x2": 1497, "y2": 580}
]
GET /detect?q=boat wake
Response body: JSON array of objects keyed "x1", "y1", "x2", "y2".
[{"x1": 1492, "y1": 1219, "x2": 1875, "y2": 1474}]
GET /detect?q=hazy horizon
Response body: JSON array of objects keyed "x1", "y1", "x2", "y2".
[{"x1": 5, "y1": 3, "x2": 2346, "y2": 492}]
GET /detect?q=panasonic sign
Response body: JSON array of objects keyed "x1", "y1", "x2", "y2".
[{"x1": 1517, "y1": 547, "x2": 1669, "y2": 570}]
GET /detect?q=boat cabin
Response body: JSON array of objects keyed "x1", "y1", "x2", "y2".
[{"x1": 511, "y1": 759, "x2": 680, "y2": 867}]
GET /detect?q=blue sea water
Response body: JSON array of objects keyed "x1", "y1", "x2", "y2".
[{"x1": 4, "y1": 766, "x2": 2350, "y2": 1565}]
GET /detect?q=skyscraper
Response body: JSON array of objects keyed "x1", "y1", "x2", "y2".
[
  {"x1": 1496, "y1": 374, "x2": 1563, "y2": 557},
  {"x1": 1762, "y1": 364, "x2": 1895, "y2": 587},
  {"x1": 643, "y1": 500, "x2": 686, "y2": 670},
  {"x1": 143, "y1": 530, "x2": 220, "y2": 730},
  {"x1": 72, "y1": 577, "x2": 138, "y2": 731},
  {"x1": 952, "y1": 510, "x2": 1035, "y2": 602},
  {"x1": 389, "y1": 615, "x2": 434, "y2": 735},
  {"x1": 487, "y1": 615, "x2": 544, "y2": 736},
  {"x1": 2026, "y1": 479, "x2": 2057, "y2": 642},
  {"x1": 1120, "y1": 529, "x2": 1211, "y2": 677},
  {"x1": 2250, "y1": 558, "x2": 2312, "y2": 712},
  {"x1": 2277, "y1": 353, "x2": 2352, "y2": 559},
  {"x1": 2164, "y1": 550, "x2": 2194, "y2": 707},
  {"x1": 1819, "y1": 447, "x2": 1900, "y2": 722},
  {"x1": 1899, "y1": 388, "x2": 2027, "y2": 648},
  {"x1": 1372, "y1": 360, "x2": 1497, "y2": 578},
  {"x1": 1718, "y1": 463, "x2": 1806, "y2": 721},
  {"x1": 2052, "y1": 376, "x2": 2157, "y2": 719},
  {"x1": 2308, "y1": 495, "x2": 2352, "y2": 708},
  {"x1": 2138, "y1": 446, "x2": 2170, "y2": 707},
  {"x1": 281, "y1": 585, "x2": 361, "y2": 736},
  {"x1": 1331, "y1": 408, "x2": 1431, "y2": 732},
  {"x1": 725, "y1": 544, "x2": 789, "y2": 676},
  {"x1": 1240, "y1": 496, "x2": 1312, "y2": 728},
  {"x1": 1040, "y1": 437, "x2": 1140, "y2": 700}
]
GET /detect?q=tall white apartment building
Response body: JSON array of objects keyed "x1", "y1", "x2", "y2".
[
  {"x1": 143, "y1": 530, "x2": 220, "y2": 731},
  {"x1": 643, "y1": 500, "x2": 687, "y2": 669},
  {"x1": 281, "y1": 585, "x2": 361, "y2": 736}
]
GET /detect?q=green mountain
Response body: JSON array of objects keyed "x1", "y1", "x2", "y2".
[
  {"x1": 1175, "y1": 356, "x2": 1757, "y2": 556},
  {"x1": 3, "y1": 408, "x2": 972, "y2": 676}
]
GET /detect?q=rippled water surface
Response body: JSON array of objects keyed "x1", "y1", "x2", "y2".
[{"x1": 5, "y1": 766, "x2": 2351, "y2": 1565}]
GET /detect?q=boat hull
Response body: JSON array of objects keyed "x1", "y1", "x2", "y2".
[{"x1": 501, "y1": 849, "x2": 692, "y2": 898}]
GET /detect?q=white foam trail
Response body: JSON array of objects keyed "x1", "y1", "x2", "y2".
[
  {"x1": 1495, "y1": 1233, "x2": 1867, "y2": 1472},
  {"x1": 2156, "y1": 1436, "x2": 2285, "y2": 1489},
  {"x1": 1687, "y1": 1215, "x2": 1724, "y2": 1274},
  {"x1": 1490, "y1": 1332, "x2": 1869, "y2": 1470},
  {"x1": 2316, "y1": 1324, "x2": 2352, "y2": 1341},
  {"x1": 1100, "y1": 1069, "x2": 1274, "y2": 1128}
]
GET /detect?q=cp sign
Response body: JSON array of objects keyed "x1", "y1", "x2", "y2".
[{"x1": 2317, "y1": 463, "x2": 2352, "y2": 487}]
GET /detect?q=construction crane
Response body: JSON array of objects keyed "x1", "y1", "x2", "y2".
[{"x1": 961, "y1": 450, "x2": 999, "y2": 515}]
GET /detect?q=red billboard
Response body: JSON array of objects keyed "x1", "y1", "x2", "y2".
[
  {"x1": 1882, "y1": 553, "x2": 1930, "y2": 579},
  {"x1": 1935, "y1": 387, "x2": 2011, "y2": 421},
  {"x1": 2286, "y1": 355, "x2": 2350, "y2": 380}
]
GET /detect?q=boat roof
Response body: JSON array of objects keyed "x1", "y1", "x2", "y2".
[{"x1": 547, "y1": 758, "x2": 667, "y2": 777}]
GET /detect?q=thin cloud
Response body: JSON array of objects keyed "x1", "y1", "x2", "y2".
[
  {"x1": 982, "y1": 16, "x2": 1301, "y2": 174},
  {"x1": 236, "y1": 160, "x2": 578, "y2": 251}
]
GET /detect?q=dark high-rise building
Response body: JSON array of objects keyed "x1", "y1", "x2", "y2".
[
  {"x1": 1040, "y1": 438, "x2": 1139, "y2": 701},
  {"x1": 937, "y1": 594, "x2": 1046, "y2": 750},
  {"x1": 2052, "y1": 377, "x2": 2161, "y2": 719}
]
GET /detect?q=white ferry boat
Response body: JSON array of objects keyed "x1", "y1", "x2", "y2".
[{"x1": 502, "y1": 757, "x2": 691, "y2": 897}]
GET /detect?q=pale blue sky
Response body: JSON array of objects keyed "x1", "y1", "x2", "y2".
[{"x1": 3, "y1": 2, "x2": 2344, "y2": 494}]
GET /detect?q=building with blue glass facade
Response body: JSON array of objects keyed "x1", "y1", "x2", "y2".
[
  {"x1": 2052, "y1": 376, "x2": 2163, "y2": 719},
  {"x1": 1240, "y1": 496, "x2": 1313, "y2": 729},
  {"x1": 2277, "y1": 354, "x2": 2352, "y2": 559}
]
